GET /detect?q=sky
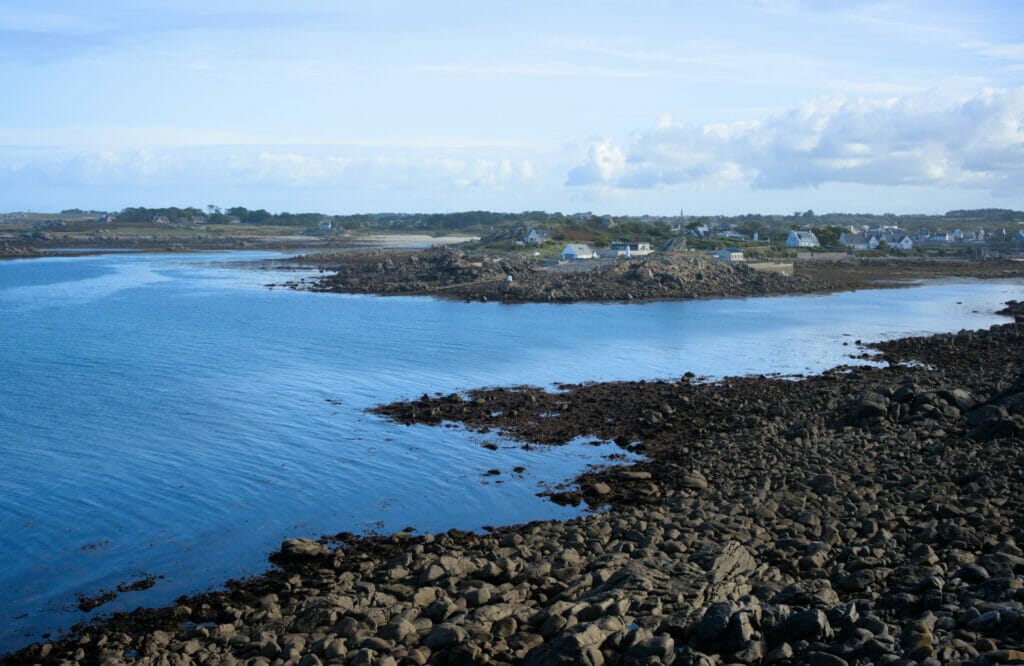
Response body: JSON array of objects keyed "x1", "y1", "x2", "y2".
[{"x1": 1, "y1": 0, "x2": 1023, "y2": 215}]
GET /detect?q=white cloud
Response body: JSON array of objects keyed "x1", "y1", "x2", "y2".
[
  {"x1": 0, "y1": 148, "x2": 539, "y2": 193},
  {"x1": 566, "y1": 87, "x2": 1024, "y2": 194},
  {"x1": 565, "y1": 139, "x2": 627, "y2": 185}
]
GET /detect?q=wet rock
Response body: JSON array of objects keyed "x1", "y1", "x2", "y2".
[{"x1": 279, "y1": 538, "x2": 329, "y2": 559}]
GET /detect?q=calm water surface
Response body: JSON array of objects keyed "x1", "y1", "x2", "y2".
[{"x1": 0, "y1": 251, "x2": 1019, "y2": 650}]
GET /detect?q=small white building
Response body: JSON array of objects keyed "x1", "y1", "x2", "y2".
[
  {"x1": 608, "y1": 241, "x2": 653, "y2": 256},
  {"x1": 714, "y1": 248, "x2": 744, "y2": 262},
  {"x1": 786, "y1": 230, "x2": 820, "y2": 247},
  {"x1": 891, "y1": 235, "x2": 913, "y2": 250},
  {"x1": 152, "y1": 215, "x2": 171, "y2": 225},
  {"x1": 524, "y1": 228, "x2": 552, "y2": 245},
  {"x1": 225, "y1": 215, "x2": 241, "y2": 225},
  {"x1": 319, "y1": 219, "x2": 333, "y2": 232},
  {"x1": 561, "y1": 243, "x2": 596, "y2": 261}
]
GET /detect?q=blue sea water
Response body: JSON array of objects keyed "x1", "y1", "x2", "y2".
[{"x1": 0, "y1": 250, "x2": 1019, "y2": 651}]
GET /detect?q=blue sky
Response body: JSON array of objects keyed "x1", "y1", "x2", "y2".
[{"x1": 2, "y1": 0, "x2": 1023, "y2": 215}]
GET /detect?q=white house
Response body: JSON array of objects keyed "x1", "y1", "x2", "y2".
[
  {"x1": 152, "y1": 215, "x2": 170, "y2": 225},
  {"x1": 225, "y1": 215, "x2": 241, "y2": 225},
  {"x1": 190, "y1": 215, "x2": 207, "y2": 226},
  {"x1": 524, "y1": 228, "x2": 552, "y2": 245},
  {"x1": 686, "y1": 225, "x2": 712, "y2": 239},
  {"x1": 561, "y1": 243, "x2": 596, "y2": 260},
  {"x1": 319, "y1": 219, "x2": 333, "y2": 232},
  {"x1": 840, "y1": 232, "x2": 876, "y2": 250},
  {"x1": 714, "y1": 248, "x2": 744, "y2": 261},
  {"x1": 891, "y1": 235, "x2": 913, "y2": 250},
  {"x1": 786, "y1": 230, "x2": 820, "y2": 247},
  {"x1": 609, "y1": 241, "x2": 653, "y2": 256}
]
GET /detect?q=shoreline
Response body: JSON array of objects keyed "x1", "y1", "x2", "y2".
[
  {"x1": 4, "y1": 304, "x2": 1023, "y2": 665},
  {"x1": 0, "y1": 235, "x2": 476, "y2": 261},
  {"x1": 290, "y1": 247, "x2": 1024, "y2": 305}
]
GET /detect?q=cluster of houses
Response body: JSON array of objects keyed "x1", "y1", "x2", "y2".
[
  {"x1": 150, "y1": 213, "x2": 242, "y2": 228},
  {"x1": 838, "y1": 228, "x2": 914, "y2": 250},
  {"x1": 534, "y1": 222, "x2": 1024, "y2": 263},
  {"x1": 682, "y1": 225, "x2": 755, "y2": 241},
  {"x1": 525, "y1": 228, "x2": 657, "y2": 261},
  {"x1": 915, "y1": 226, "x2": 1013, "y2": 247},
  {"x1": 560, "y1": 241, "x2": 654, "y2": 261},
  {"x1": 839, "y1": 225, "x2": 1015, "y2": 250}
]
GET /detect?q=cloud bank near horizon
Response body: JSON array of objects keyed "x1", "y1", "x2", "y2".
[
  {"x1": 566, "y1": 88, "x2": 1024, "y2": 197},
  {"x1": 0, "y1": 147, "x2": 538, "y2": 192}
]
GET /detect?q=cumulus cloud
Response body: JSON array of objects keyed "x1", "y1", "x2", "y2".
[
  {"x1": 566, "y1": 87, "x2": 1024, "y2": 194},
  {"x1": 565, "y1": 139, "x2": 627, "y2": 186}
]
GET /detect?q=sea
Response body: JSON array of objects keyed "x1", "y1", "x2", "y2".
[{"x1": 0, "y1": 250, "x2": 1019, "y2": 651}]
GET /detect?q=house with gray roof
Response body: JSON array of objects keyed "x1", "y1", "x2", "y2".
[
  {"x1": 524, "y1": 228, "x2": 552, "y2": 245},
  {"x1": 561, "y1": 243, "x2": 596, "y2": 260},
  {"x1": 714, "y1": 248, "x2": 744, "y2": 261},
  {"x1": 786, "y1": 230, "x2": 820, "y2": 247}
]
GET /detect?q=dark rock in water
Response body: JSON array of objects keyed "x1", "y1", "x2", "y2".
[{"x1": 277, "y1": 538, "x2": 328, "y2": 559}]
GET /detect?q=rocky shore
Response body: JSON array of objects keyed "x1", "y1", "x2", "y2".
[
  {"x1": 298, "y1": 247, "x2": 1024, "y2": 303},
  {"x1": 0, "y1": 242, "x2": 54, "y2": 259},
  {"x1": 5, "y1": 309, "x2": 1024, "y2": 665}
]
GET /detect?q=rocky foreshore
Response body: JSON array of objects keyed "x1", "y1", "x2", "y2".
[
  {"x1": 298, "y1": 247, "x2": 1024, "y2": 304},
  {"x1": 5, "y1": 311, "x2": 1024, "y2": 666},
  {"x1": 0, "y1": 242, "x2": 54, "y2": 259}
]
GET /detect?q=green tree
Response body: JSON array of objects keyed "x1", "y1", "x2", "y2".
[{"x1": 811, "y1": 225, "x2": 848, "y2": 248}]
